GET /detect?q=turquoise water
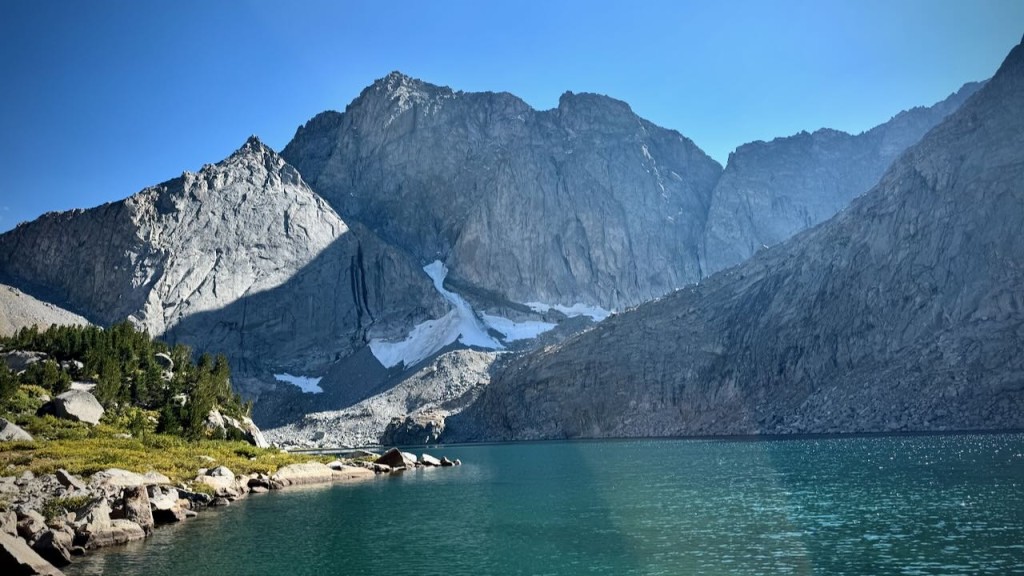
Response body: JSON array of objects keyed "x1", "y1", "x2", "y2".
[{"x1": 67, "y1": 434, "x2": 1024, "y2": 575}]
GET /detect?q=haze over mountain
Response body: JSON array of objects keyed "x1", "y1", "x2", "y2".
[{"x1": 448, "y1": 39, "x2": 1024, "y2": 441}]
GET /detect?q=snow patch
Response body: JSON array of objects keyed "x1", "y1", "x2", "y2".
[
  {"x1": 274, "y1": 373, "x2": 323, "y2": 394},
  {"x1": 369, "y1": 261, "x2": 503, "y2": 369},
  {"x1": 481, "y1": 314, "x2": 557, "y2": 342},
  {"x1": 424, "y1": 261, "x2": 502, "y2": 350},
  {"x1": 525, "y1": 301, "x2": 612, "y2": 322}
]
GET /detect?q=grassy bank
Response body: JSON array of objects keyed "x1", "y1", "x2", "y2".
[{"x1": 1, "y1": 412, "x2": 330, "y2": 485}]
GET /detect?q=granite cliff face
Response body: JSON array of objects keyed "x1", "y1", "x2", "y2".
[
  {"x1": 449, "y1": 42, "x2": 1024, "y2": 441},
  {"x1": 283, "y1": 73, "x2": 723, "y2": 311},
  {"x1": 0, "y1": 137, "x2": 444, "y2": 392},
  {"x1": 702, "y1": 81, "x2": 984, "y2": 275},
  {"x1": 0, "y1": 283, "x2": 90, "y2": 337}
]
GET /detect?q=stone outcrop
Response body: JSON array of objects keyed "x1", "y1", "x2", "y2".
[
  {"x1": 269, "y1": 462, "x2": 334, "y2": 488},
  {"x1": 1, "y1": 351, "x2": 47, "y2": 374},
  {"x1": 701, "y1": 81, "x2": 983, "y2": 275},
  {"x1": 71, "y1": 499, "x2": 146, "y2": 550},
  {"x1": 51, "y1": 391, "x2": 103, "y2": 426},
  {"x1": 147, "y1": 486, "x2": 187, "y2": 524},
  {"x1": 374, "y1": 448, "x2": 417, "y2": 470},
  {"x1": 205, "y1": 410, "x2": 269, "y2": 448},
  {"x1": 263, "y1": 349, "x2": 496, "y2": 448},
  {"x1": 110, "y1": 486, "x2": 154, "y2": 535},
  {"x1": 283, "y1": 72, "x2": 723, "y2": 312},
  {"x1": 380, "y1": 415, "x2": 444, "y2": 446},
  {"x1": 30, "y1": 529, "x2": 73, "y2": 568},
  {"x1": 0, "y1": 284, "x2": 90, "y2": 338},
  {"x1": 0, "y1": 419, "x2": 33, "y2": 443},
  {"x1": 0, "y1": 532, "x2": 65, "y2": 576},
  {"x1": 89, "y1": 469, "x2": 171, "y2": 490},
  {"x1": 450, "y1": 40, "x2": 1024, "y2": 441}
]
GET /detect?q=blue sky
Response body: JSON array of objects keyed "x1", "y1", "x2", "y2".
[{"x1": 0, "y1": 0, "x2": 1021, "y2": 232}]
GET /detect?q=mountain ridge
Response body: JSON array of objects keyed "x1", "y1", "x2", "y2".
[{"x1": 447, "y1": 40, "x2": 1024, "y2": 441}]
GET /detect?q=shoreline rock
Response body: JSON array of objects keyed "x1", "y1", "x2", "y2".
[{"x1": 0, "y1": 448, "x2": 461, "y2": 574}]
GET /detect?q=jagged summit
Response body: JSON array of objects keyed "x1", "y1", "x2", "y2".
[
  {"x1": 556, "y1": 90, "x2": 634, "y2": 114},
  {"x1": 239, "y1": 133, "x2": 269, "y2": 151},
  {"x1": 283, "y1": 69, "x2": 723, "y2": 311}
]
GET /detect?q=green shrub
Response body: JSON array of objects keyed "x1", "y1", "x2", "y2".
[{"x1": 40, "y1": 495, "x2": 94, "y2": 521}]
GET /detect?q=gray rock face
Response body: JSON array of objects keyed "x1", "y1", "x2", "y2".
[
  {"x1": 263, "y1": 349, "x2": 496, "y2": 448},
  {"x1": 702, "y1": 82, "x2": 983, "y2": 275},
  {"x1": 449, "y1": 41, "x2": 1024, "y2": 441},
  {"x1": 52, "y1": 391, "x2": 103, "y2": 426},
  {"x1": 0, "y1": 137, "x2": 444, "y2": 394},
  {"x1": 204, "y1": 410, "x2": 269, "y2": 448},
  {"x1": 283, "y1": 72, "x2": 723, "y2": 311},
  {"x1": 0, "y1": 532, "x2": 65, "y2": 576},
  {"x1": 0, "y1": 284, "x2": 89, "y2": 338}
]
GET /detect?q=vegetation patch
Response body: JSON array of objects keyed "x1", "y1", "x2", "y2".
[
  {"x1": 0, "y1": 323, "x2": 331, "y2": 485},
  {"x1": 40, "y1": 495, "x2": 94, "y2": 521}
]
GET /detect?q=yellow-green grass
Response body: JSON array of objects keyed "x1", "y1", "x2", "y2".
[{"x1": 1, "y1": 415, "x2": 331, "y2": 485}]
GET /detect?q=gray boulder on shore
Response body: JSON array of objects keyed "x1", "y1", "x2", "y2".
[{"x1": 0, "y1": 531, "x2": 65, "y2": 576}]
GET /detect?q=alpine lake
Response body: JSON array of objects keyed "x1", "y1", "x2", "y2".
[{"x1": 65, "y1": 433, "x2": 1024, "y2": 575}]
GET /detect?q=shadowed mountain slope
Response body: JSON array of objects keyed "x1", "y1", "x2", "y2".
[{"x1": 449, "y1": 40, "x2": 1024, "y2": 441}]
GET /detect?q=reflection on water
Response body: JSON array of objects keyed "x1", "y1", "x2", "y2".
[{"x1": 67, "y1": 434, "x2": 1024, "y2": 576}]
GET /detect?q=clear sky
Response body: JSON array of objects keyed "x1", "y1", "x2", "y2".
[{"x1": 0, "y1": 0, "x2": 1021, "y2": 232}]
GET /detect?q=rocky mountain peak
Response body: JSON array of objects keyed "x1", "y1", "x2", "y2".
[
  {"x1": 235, "y1": 134, "x2": 273, "y2": 156},
  {"x1": 283, "y1": 73, "x2": 724, "y2": 312},
  {"x1": 179, "y1": 135, "x2": 303, "y2": 194},
  {"x1": 556, "y1": 90, "x2": 636, "y2": 121}
]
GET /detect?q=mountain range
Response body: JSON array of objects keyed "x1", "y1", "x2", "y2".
[
  {"x1": 0, "y1": 42, "x2": 1013, "y2": 443},
  {"x1": 448, "y1": 39, "x2": 1024, "y2": 441}
]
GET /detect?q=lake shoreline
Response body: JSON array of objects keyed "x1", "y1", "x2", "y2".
[{"x1": 2, "y1": 447, "x2": 458, "y2": 576}]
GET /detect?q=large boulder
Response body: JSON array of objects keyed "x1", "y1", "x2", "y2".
[
  {"x1": 147, "y1": 486, "x2": 187, "y2": 524},
  {"x1": 374, "y1": 447, "x2": 417, "y2": 470},
  {"x1": 331, "y1": 466, "x2": 375, "y2": 483},
  {"x1": 53, "y1": 471, "x2": 84, "y2": 492},
  {"x1": 15, "y1": 510, "x2": 46, "y2": 541},
  {"x1": 0, "y1": 532, "x2": 65, "y2": 575},
  {"x1": 52, "y1": 390, "x2": 103, "y2": 426},
  {"x1": 0, "y1": 419, "x2": 33, "y2": 443},
  {"x1": 89, "y1": 469, "x2": 170, "y2": 490},
  {"x1": 31, "y1": 529, "x2": 72, "y2": 568},
  {"x1": 270, "y1": 462, "x2": 334, "y2": 488},
  {"x1": 195, "y1": 468, "x2": 242, "y2": 499},
  {"x1": 111, "y1": 486, "x2": 153, "y2": 535},
  {"x1": 71, "y1": 499, "x2": 145, "y2": 549},
  {"x1": 205, "y1": 410, "x2": 270, "y2": 449}
]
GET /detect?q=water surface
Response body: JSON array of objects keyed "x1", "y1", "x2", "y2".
[{"x1": 67, "y1": 434, "x2": 1024, "y2": 575}]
